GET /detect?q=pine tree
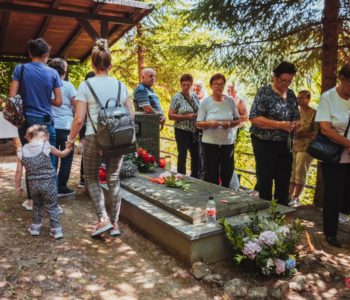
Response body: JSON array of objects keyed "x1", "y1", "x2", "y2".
[{"x1": 182, "y1": 0, "x2": 348, "y2": 91}]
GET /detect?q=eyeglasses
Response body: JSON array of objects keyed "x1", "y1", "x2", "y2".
[{"x1": 277, "y1": 78, "x2": 293, "y2": 85}]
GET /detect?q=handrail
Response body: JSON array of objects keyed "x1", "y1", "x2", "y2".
[{"x1": 159, "y1": 135, "x2": 316, "y2": 190}]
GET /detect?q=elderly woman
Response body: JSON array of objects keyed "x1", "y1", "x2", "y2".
[
  {"x1": 168, "y1": 74, "x2": 200, "y2": 177},
  {"x1": 66, "y1": 39, "x2": 134, "y2": 237},
  {"x1": 249, "y1": 61, "x2": 300, "y2": 206},
  {"x1": 315, "y1": 64, "x2": 350, "y2": 248},
  {"x1": 197, "y1": 73, "x2": 240, "y2": 187},
  {"x1": 193, "y1": 80, "x2": 208, "y2": 101}
]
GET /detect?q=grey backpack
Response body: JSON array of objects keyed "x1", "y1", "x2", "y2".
[{"x1": 86, "y1": 79, "x2": 136, "y2": 156}]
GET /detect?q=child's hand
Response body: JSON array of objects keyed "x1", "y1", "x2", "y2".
[{"x1": 16, "y1": 187, "x2": 24, "y2": 195}]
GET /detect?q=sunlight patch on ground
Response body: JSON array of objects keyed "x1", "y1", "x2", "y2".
[{"x1": 85, "y1": 284, "x2": 104, "y2": 292}]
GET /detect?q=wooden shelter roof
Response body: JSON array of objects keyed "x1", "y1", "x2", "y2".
[{"x1": 0, "y1": 0, "x2": 154, "y2": 63}]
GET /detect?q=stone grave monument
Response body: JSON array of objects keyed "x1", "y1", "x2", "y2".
[{"x1": 135, "y1": 113, "x2": 160, "y2": 160}]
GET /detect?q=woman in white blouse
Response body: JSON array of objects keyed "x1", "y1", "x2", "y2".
[{"x1": 315, "y1": 64, "x2": 350, "y2": 248}]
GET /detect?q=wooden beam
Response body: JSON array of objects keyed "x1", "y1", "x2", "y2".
[
  {"x1": 35, "y1": 0, "x2": 63, "y2": 38},
  {"x1": 0, "y1": 55, "x2": 80, "y2": 64},
  {"x1": 0, "y1": 2, "x2": 134, "y2": 25},
  {"x1": 80, "y1": 23, "x2": 122, "y2": 62},
  {"x1": 93, "y1": 0, "x2": 154, "y2": 10},
  {"x1": 56, "y1": 4, "x2": 104, "y2": 57},
  {"x1": 101, "y1": 21, "x2": 109, "y2": 39},
  {"x1": 77, "y1": 18, "x2": 99, "y2": 41},
  {"x1": 0, "y1": 11, "x2": 10, "y2": 54},
  {"x1": 0, "y1": 0, "x2": 10, "y2": 54},
  {"x1": 0, "y1": 56, "x2": 29, "y2": 63}
]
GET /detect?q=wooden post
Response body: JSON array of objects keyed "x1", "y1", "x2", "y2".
[
  {"x1": 137, "y1": 23, "x2": 145, "y2": 82},
  {"x1": 314, "y1": 0, "x2": 340, "y2": 206}
]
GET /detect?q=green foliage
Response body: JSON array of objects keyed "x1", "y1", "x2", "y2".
[
  {"x1": 0, "y1": 62, "x2": 16, "y2": 95},
  {"x1": 177, "y1": 0, "x2": 350, "y2": 90},
  {"x1": 164, "y1": 175, "x2": 191, "y2": 192}
]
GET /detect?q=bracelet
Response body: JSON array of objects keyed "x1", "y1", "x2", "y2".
[{"x1": 67, "y1": 136, "x2": 74, "y2": 143}]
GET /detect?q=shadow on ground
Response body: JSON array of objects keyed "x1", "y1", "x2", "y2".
[{"x1": 0, "y1": 153, "x2": 350, "y2": 299}]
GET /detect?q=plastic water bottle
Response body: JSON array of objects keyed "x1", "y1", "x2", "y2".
[
  {"x1": 206, "y1": 196, "x2": 216, "y2": 227},
  {"x1": 165, "y1": 155, "x2": 172, "y2": 172}
]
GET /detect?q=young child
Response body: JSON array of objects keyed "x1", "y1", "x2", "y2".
[{"x1": 15, "y1": 125, "x2": 73, "y2": 239}]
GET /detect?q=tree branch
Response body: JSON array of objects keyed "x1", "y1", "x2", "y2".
[{"x1": 291, "y1": 44, "x2": 350, "y2": 54}]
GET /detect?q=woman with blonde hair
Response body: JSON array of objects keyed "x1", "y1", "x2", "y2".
[{"x1": 66, "y1": 39, "x2": 134, "y2": 237}]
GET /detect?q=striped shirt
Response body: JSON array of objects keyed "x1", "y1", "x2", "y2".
[{"x1": 133, "y1": 83, "x2": 163, "y2": 114}]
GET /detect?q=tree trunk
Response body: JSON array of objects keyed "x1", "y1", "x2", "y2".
[
  {"x1": 137, "y1": 24, "x2": 145, "y2": 82},
  {"x1": 314, "y1": 0, "x2": 340, "y2": 207}
]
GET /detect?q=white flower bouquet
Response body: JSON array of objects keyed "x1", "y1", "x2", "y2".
[{"x1": 221, "y1": 200, "x2": 303, "y2": 276}]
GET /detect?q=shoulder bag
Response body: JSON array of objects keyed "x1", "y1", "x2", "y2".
[
  {"x1": 3, "y1": 64, "x2": 26, "y2": 127},
  {"x1": 86, "y1": 79, "x2": 136, "y2": 156},
  {"x1": 307, "y1": 116, "x2": 350, "y2": 163}
]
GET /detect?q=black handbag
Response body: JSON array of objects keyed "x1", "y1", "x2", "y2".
[{"x1": 307, "y1": 117, "x2": 350, "y2": 163}]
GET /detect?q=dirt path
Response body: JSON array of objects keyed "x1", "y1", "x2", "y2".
[
  {"x1": 0, "y1": 155, "x2": 224, "y2": 300},
  {"x1": 1, "y1": 153, "x2": 350, "y2": 299}
]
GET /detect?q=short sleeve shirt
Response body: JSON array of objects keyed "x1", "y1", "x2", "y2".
[
  {"x1": 170, "y1": 92, "x2": 199, "y2": 132},
  {"x1": 76, "y1": 76, "x2": 130, "y2": 136},
  {"x1": 315, "y1": 87, "x2": 350, "y2": 163},
  {"x1": 17, "y1": 140, "x2": 51, "y2": 160},
  {"x1": 249, "y1": 85, "x2": 300, "y2": 141},
  {"x1": 52, "y1": 80, "x2": 77, "y2": 130},
  {"x1": 293, "y1": 108, "x2": 317, "y2": 152},
  {"x1": 133, "y1": 83, "x2": 163, "y2": 114},
  {"x1": 13, "y1": 62, "x2": 62, "y2": 121},
  {"x1": 197, "y1": 95, "x2": 239, "y2": 145}
]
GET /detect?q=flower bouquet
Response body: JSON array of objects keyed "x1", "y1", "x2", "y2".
[
  {"x1": 134, "y1": 148, "x2": 156, "y2": 173},
  {"x1": 99, "y1": 165, "x2": 106, "y2": 184},
  {"x1": 149, "y1": 171, "x2": 191, "y2": 192},
  {"x1": 221, "y1": 200, "x2": 303, "y2": 277}
]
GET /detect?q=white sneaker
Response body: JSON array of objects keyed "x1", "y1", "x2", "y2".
[
  {"x1": 28, "y1": 223, "x2": 42, "y2": 236},
  {"x1": 339, "y1": 213, "x2": 350, "y2": 224},
  {"x1": 288, "y1": 198, "x2": 300, "y2": 208},
  {"x1": 110, "y1": 223, "x2": 121, "y2": 236},
  {"x1": 50, "y1": 227, "x2": 64, "y2": 239},
  {"x1": 91, "y1": 217, "x2": 113, "y2": 237},
  {"x1": 248, "y1": 190, "x2": 259, "y2": 197},
  {"x1": 22, "y1": 199, "x2": 33, "y2": 211},
  {"x1": 57, "y1": 205, "x2": 64, "y2": 214}
]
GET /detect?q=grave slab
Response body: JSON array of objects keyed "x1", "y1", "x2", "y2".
[
  {"x1": 116, "y1": 171, "x2": 293, "y2": 265},
  {"x1": 121, "y1": 170, "x2": 270, "y2": 224},
  {"x1": 119, "y1": 187, "x2": 294, "y2": 265}
]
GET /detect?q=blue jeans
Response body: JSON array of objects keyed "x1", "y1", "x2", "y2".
[
  {"x1": 55, "y1": 129, "x2": 74, "y2": 190},
  {"x1": 18, "y1": 116, "x2": 57, "y2": 199}
]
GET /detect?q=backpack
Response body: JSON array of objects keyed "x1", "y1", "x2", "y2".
[
  {"x1": 86, "y1": 79, "x2": 136, "y2": 156},
  {"x1": 3, "y1": 64, "x2": 26, "y2": 127}
]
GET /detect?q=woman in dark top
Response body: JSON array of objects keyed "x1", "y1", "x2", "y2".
[{"x1": 249, "y1": 61, "x2": 300, "y2": 205}]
